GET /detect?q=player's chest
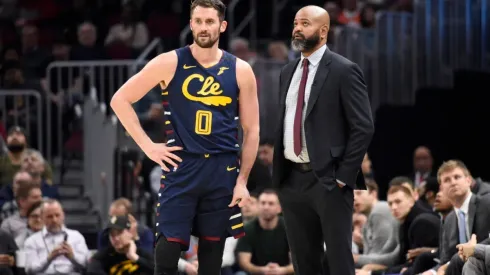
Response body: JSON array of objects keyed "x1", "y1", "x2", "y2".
[{"x1": 170, "y1": 69, "x2": 238, "y2": 107}]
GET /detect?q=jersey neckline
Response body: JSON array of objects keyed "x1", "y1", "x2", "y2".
[{"x1": 185, "y1": 45, "x2": 226, "y2": 71}]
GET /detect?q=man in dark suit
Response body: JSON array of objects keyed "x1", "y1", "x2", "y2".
[
  {"x1": 421, "y1": 160, "x2": 490, "y2": 275},
  {"x1": 272, "y1": 5, "x2": 374, "y2": 275}
]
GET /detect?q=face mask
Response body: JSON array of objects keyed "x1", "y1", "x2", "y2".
[{"x1": 7, "y1": 144, "x2": 25, "y2": 153}]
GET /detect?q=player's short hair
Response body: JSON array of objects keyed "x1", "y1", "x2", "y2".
[
  {"x1": 258, "y1": 188, "x2": 278, "y2": 199},
  {"x1": 190, "y1": 0, "x2": 226, "y2": 21},
  {"x1": 389, "y1": 176, "x2": 414, "y2": 188},
  {"x1": 365, "y1": 179, "x2": 378, "y2": 193},
  {"x1": 387, "y1": 184, "x2": 414, "y2": 199},
  {"x1": 437, "y1": 160, "x2": 471, "y2": 184},
  {"x1": 111, "y1": 197, "x2": 133, "y2": 215}
]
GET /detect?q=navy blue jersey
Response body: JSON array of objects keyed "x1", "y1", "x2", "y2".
[{"x1": 162, "y1": 46, "x2": 240, "y2": 154}]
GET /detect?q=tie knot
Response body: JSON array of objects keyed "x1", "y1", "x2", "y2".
[
  {"x1": 459, "y1": 210, "x2": 465, "y2": 217},
  {"x1": 302, "y1": 58, "x2": 309, "y2": 67}
]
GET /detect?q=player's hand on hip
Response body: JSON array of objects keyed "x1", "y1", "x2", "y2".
[
  {"x1": 229, "y1": 177, "x2": 249, "y2": 208},
  {"x1": 143, "y1": 142, "x2": 183, "y2": 172}
]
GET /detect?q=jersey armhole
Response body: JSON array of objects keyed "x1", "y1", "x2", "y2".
[{"x1": 161, "y1": 49, "x2": 183, "y2": 91}]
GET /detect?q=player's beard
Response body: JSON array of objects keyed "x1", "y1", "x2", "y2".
[
  {"x1": 193, "y1": 31, "x2": 219, "y2": 48},
  {"x1": 291, "y1": 30, "x2": 321, "y2": 52}
]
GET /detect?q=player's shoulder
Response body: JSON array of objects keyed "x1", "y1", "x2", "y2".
[
  {"x1": 149, "y1": 50, "x2": 178, "y2": 67},
  {"x1": 233, "y1": 56, "x2": 254, "y2": 78}
]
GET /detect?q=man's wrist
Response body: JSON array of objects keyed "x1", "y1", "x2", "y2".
[{"x1": 127, "y1": 253, "x2": 139, "y2": 262}]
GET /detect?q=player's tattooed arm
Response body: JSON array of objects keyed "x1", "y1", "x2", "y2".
[
  {"x1": 110, "y1": 51, "x2": 177, "y2": 149},
  {"x1": 236, "y1": 58, "x2": 260, "y2": 183}
]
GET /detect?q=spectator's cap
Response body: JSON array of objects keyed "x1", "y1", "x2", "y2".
[
  {"x1": 8, "y1": 126, "x2": 26, "y2": 136},
  {"x1": 105, "y1": 215, "x2": 131, "y2": 231}
]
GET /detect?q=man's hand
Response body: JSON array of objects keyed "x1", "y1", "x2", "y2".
[
  {"x1": 264, "y1": 262, "x2": 289, "y2": 275},
  {"x1": 436, "y1": 264, "x2": 448, "y2": 275},
  {"x1": 355, "y1": 269, "x2": 370, "y2": 275},
  {"x1": 407, "y1": 247, "x2": 432, "y2": 261},
  {"x1": 48, "y1": 247, "x2": 64, "y2": 261},
  {"x1": 0, "y1": 254, "x2": 13, "y2": 266},
  {"x1": 362, "y1": 263, "x2": 387, "y2": 271},
  {"x1": 61, "y1": 243, "x2": 74, "y2": 259},
  {"x1": 126, "y1": 240, "x2": 139, "y2": 261},
  {"x1": 457, "y1": 234, "x2": 477, "y2": 261},
  {"x1": 142, "y1": 142, "x2": 183, "y2": 172},
  {"x1": 185, "y1": 262, "x2": 198, "y2": 275},
  {"x1": 229, "y1": 177, "x2": 249, "y2": 208}
]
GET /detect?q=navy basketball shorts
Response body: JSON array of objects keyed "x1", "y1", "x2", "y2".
[{"x1": 155, "y1": 152, "x2": 245, "y2": 250}]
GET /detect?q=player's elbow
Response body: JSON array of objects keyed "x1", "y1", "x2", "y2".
[
  {"x1": 242, "y1": 124, "x2": 260, "y2": 138},
  {"x1": 110, "y1": 92, "x2": 127, "y2": 112}
]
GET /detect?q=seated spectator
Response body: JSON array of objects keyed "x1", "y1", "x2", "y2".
[
  {"x1": 20, "y1": 25, "x2": 51, "y2": 79},
  {"x1": 0, "y1": 170, "x2": 32, "y2": 220},
  {"x1": 15, "y1": 201, "x2": 44, "y2": 249},
  {"x1": 352, "y1": 212, "x2": 367, "y2": 254},
  {"x1": 24, "y1": 199, "x2": 89, "y2": 275},
  {"x1": 353, "y1": 180, "x2": 399, "y2": 267},
  {"x1": 362, "y1": 184, "x2": 440, "y2": 275},
  {"x1": 97, "y1": 198, "x2": 153, "y2": 253},
  {"x1": 70, "y1": 22, "x2": 107, "y2": 61},
  {"x1": 0, "y1": 126, "x2": 53, "y2": 186},
  {"x1": 409, "y1": 190, "x2": 454, "y2": 274},
  {"x1": 0, "y1": 229, "x2": 18, "y2": 275},
  {"x1": 459, "y1": 234, "x2": 489, "y2": 275},
  {"x1": 422, "y1": 160, "x2": 490, "y2": 275},
  {"x1": 241, "y1": 192, "x2": 259, "y2": 224},
  {"x1": 0, "y1": 182, "x2": 42, "y2": 238},
  {"x1": 20, "y1": 149, "x2": 59, "y2": 199},
  {"x1": 236, "y1": 189, "x2": 294, "y2": 274},
  {"x1": 87, "y1": 215, "x2": 153, "y2": 275},
  {"x1": 104, "y1": 2, "x2": 149, "y2": 51},
  {"x1": 417, "y1": 177, "x2": 439, "y2": 211}
]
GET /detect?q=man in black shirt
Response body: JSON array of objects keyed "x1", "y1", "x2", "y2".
[
  {"x1": 235, "y1": 189, "x2": 294, "y2": 274},
  {"x1": 87, "y1": 215, "x2": 153, "y2": 275}
]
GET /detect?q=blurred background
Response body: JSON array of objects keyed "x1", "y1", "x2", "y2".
[{"x1": 0, "y1": 0, "x2": 489, "y2": 274}]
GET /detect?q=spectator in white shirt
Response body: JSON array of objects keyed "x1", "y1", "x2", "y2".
[{"x1": 23, "y1": 199, "x2": 89, "y2": 275}]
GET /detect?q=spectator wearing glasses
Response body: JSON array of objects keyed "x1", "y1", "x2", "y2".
[
  {"x1": 15, "y1": 201, "x2": 44, "y2": 249},
  {"x1": 23, "y1": 199, "x2": 89, "y2": 275}
]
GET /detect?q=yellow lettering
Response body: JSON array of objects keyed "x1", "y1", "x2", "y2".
[
  {"x1": 181, "y1": 74, "x2": 232, "y2": 106},
  {"x1": 195, "y1": 110, "x2": 212, "y2": 135}
]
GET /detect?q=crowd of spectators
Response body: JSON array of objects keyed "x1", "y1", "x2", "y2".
[{"x1": 4, "y1": 0, "x2": 482, "y2": 275}]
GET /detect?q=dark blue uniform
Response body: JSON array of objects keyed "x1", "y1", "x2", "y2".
[{"x1": 155, "y1": 46, "x2": 244, "y2": 249}]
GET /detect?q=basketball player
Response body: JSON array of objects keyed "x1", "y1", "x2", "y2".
[{"x1": 110, "y1": 0, "x2": 259, "y2": 274}]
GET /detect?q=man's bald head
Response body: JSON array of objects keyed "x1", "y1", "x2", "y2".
[
  {"x1": 291, "y1": 5, "x2": 330, "y2": 53},
  {"x1": 296, "y1": 5, "x2": 330, "y2": 27}
]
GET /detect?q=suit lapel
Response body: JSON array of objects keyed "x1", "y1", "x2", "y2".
[
  {"x1": 305, "y1": 49, "x2": 332, "y2": 118},
  {"x1": 449, "y1": 213, "x2": 459, "y2": 248},
  {"x1": 468, "y1": 195, "x2": 477, "y2": 234}
]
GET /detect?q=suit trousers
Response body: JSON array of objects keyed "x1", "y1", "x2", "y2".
[
  {"x1": 462, "y1": 257, "x2": 487, "y2": 275},
  {"x1": 447, "y1": 253, "x2": 466, "y2": 275},
  {"x1": 278, "y1": 168, "x2": 355, "y2": 275}
]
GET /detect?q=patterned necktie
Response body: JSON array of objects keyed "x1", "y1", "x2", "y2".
[
  {"x1": 458, "y1": 210, "x2": 468, "y2": 243},
  {"x1": 293, "y1": 58, "x2": 309, "y2": 156}
]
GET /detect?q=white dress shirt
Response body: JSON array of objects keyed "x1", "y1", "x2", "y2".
[
  {"x1": 23, "y1": 226, "x2": 89, "y2": 275},
  {"x1": 283, "y1": 44, "x2": 327, "y2": 163}
]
